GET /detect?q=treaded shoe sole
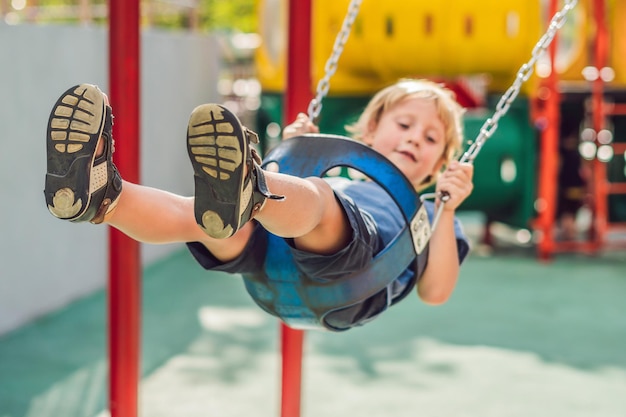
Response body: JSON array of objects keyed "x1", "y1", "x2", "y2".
[
  {"x1": 187, "y1": 104, "x2": 249, "y2": 239},
  {"x1": 44, "y1": 84, "x2": 106, "y2": 220}
]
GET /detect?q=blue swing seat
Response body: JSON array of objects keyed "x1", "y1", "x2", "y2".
[{"x1": 243, "y1": 134, "x2": 431, "y2": 331}]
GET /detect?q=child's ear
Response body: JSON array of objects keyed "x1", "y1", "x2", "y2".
[{"x1": 362, "y1": 120, "x2": 377, "y2": 145}]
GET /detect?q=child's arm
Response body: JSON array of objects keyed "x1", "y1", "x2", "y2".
[{"x1": 417, "y1": 161, "x2": 474, "y2": 305}]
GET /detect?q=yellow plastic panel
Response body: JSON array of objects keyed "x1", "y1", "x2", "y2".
[
  {"x1": 311, "y1": 0, "x2": 542, "y2": 94},
  {"x1": 313, "y1": 1, "x2": 445, "y2": 86},
  {"x1": 441, "y1": 1, "x2": 540, "y2": 75},
  {"x1": 311, "y1": 0, "x2": 390, "y2": 94},
  {"x1": 257, "y1": 0, "x2": 588, "y2": 94},
  {"x1": 554, "y1": 0, "x2": 589, "y2": 83},
  {"x1": 255, "y1": 0, "x2": 287, "y2": 93},
  {"x1": 555, "y1": 0, "x2": 626, "y2": 87},
  {"x1": 610, "y1": 0, "x2": 626, "y2": 85},
  {"x1": 363, "y1": 1, "x2": 444, "y2": 81}
]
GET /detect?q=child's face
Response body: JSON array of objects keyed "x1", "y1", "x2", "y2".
[{"x1": 363, "y1": 97, "x2": 447, "y2": 187}]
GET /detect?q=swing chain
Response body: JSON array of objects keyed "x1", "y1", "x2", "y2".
[
  {"x1": 428, "y1": 0, "x2": 579, "y2": 232},
  {"x1": 308, "y1": 0, "x2": 363, "y2": 121},
  {"x1": 459, "y1": 0, "x2": 579, "y2": 164}
]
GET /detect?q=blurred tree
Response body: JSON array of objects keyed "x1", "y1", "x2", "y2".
[
  {"x1": 198, "y1": 0, "x2": 256, "y2": 32},
  {"x1": 19, "y1": 0, "x2": 256, "y2": 32}
]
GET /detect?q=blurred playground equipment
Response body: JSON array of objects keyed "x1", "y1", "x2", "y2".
[
  {"x1": 255, "y1": 0, "x2": 626, "y2": 259},
  {"x1": 9, "y1": 2, "x2": 619, "y2": 417}
]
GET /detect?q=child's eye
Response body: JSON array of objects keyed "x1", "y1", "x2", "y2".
[
  {"x1": 426, "y1": 135, "x2": 436, "y2": 143},
  {"x1": 398, "y1": 122, "x2": 410, "y2": 130}
]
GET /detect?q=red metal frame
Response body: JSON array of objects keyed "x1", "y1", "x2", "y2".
[
  {"x1": 108, "y1": 1, "x2": 141, "y2": 416},
  {"x1": 536, "y1": 0, "x2": 626, "y2": 257},
  {"x1": 589, "y1": 0, "x2": 609, "y2": 248},
  {"x1": 535, "y1": 0, "x2": 561, "y2": 260},
  {"x1": 105, "y1": 1, "x2": 309, "y2": 416},
  {"x1": 280, "y1": 3, "x2": 312, "y2": 417},
  {"x1": 588, "y1": 0, "x2": 626, "y2": 239}
]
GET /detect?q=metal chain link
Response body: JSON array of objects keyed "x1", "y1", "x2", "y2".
[
  {"x1": 307, "y1": 0, "x2": 363, "y2": 121},
  {"x1": 459, "y1": 0, "x2": 579, "y2": 164},
  {"x1": 305, "y1": 0, "x2": 579, "y2": 233},
  {"x1": 427, "y1": 0, "x2": 579, "y2": 231}
]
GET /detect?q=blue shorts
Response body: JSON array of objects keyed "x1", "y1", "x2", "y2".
[{"x1": 186, "y1": 187, "x2": 402, "y2": 330}]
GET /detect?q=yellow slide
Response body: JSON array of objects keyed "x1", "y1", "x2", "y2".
[{"x1": 256, "y1": 0, "x2": 626, "y2": 95}]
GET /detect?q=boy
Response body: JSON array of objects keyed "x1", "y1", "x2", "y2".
[{"x1": 45, "y1": 79, "x2": 473, "y2": 331}]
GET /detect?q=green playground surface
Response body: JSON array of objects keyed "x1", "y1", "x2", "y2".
[{"x1": 1, "y1": 240, "x2": 625, "y2": 417}]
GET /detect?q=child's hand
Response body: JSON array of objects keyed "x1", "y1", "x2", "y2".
[
  {"x1": 436, "y1": 161, "x2": 474, "y2": 211},
  {"x1": 282, "y1": 113, "x2": 319, "y2": 140}
]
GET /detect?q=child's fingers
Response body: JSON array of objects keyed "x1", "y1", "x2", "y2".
[
  {"x1": 437, "y1": 166, "x2": 474, "y2": 210},
  {"x1": 307, "y1": 123, "x2": 320, "y2": 133},
  {"x1": 442, "y1": 162, "x2": 473, "y2": 182},
  {"x1": 455, "y1": 162, "x2": 474, "y2": 180},
  {"x1": 282, "y1": 114, "x2": 319, "y2": 139}
]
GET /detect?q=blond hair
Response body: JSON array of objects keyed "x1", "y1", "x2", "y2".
[{"x1": 346, "y1": 79, "x2": 465, "y2": 189}]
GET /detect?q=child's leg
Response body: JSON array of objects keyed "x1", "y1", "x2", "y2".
[
  {"x1": 104, "y1": 180, "x2": 253, "y2": 262},
  {"x1": 188, "y1": 104, "x2": 352, "y2": 257},
  {"x1": 101, "y1": 105, "x2": 351, "y2": 257},
  {"x1": 255, "y1": 173, "x2": 351, "y2": 255},
  {"x1": 45, "y1": 85, "x2": 351, "y2": 266},
  {"x1": 44, "y1": 84, "x2": 251, "y2": 263}
]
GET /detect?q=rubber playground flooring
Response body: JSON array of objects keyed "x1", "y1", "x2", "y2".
[{"x1": 1, "y1": 241, "x2": 625, "y2": 417}]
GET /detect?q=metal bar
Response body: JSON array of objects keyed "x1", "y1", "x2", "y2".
[
  {"x1": 536, "y1": 0, "x2": 561, "y2": 260},
  {"x1": 606, "y1": 223, "x2": 626, "y2": 232},
  {"x1": 108, "y1": 0, "x2": 141, "y2": 416},
  {"x1": 605, "y1": 103, "x2": 626, "y2": 116},
  {"x1": 280, "y1": 2, "x2": 312, "y2": 416},
  {"x1": 280, "y1": 325, "x2": 304, "y2": 417},
  {"x1": 608, "y1": 183, "x2": 626, "y2": 194},
  {"x1": 553, "y1": 240, "x2": 604, "y2": 253},
  {"x1": 590, "y1": 0, "x2": 608, "y2": 249},
  {"x1": 554, "y1": 234, "x2": 626, "y2": 253}
]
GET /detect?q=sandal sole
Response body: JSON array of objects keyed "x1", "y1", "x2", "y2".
[
  {"x1": 187, "y1": 104, "x2": 248, "y2": 239},
  {"x1": 44, "y1": 84, "x2": 106, "y2": 220}
]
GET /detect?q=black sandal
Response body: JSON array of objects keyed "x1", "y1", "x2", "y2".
[
  {"x1": 44, "y1": 84, "x2": 122, "y2": 224},
  {"x1": 187, "y1": 104, "x2": 284, "y2": 239}
]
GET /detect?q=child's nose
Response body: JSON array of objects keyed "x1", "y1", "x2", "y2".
[{"x1": 406, "y1": 131, "x2": 422, "y2": 146}]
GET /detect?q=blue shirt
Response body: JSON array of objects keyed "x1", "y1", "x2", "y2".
[
  {"x1": 330, "y1": 178, "x2": 469, "y2": 304},
  {"x1": 326, "y1": 178, "x2": 469, "y2": 328}
]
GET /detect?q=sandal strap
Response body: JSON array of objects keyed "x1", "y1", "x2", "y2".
[
  {"x1": 239, "y1": 150, "x2": 284, "y2": 224},
  {"x1": 90, "y1": 163, "x2": 122, "y2": 224},
  {"x1": 80, "y1": 106, "x2": 122, "y2": 223}
]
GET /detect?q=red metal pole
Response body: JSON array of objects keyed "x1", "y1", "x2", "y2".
[
  {"x1": 591, "y1": 0, "x2": 608, "y2": 248},
  {"x1": 536, "y1": 0, "x2": 561, "y2": 260},
  {"x1": 280, "y1": 1, "x2": 312, "y2": 416},
  {"x1": 108, "y1": 1, "x2": 141, "y2": 417}
]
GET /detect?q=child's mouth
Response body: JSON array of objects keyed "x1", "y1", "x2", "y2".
[{"x1": 397, "y1": 150, "x2": 416, "y2": 162}]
